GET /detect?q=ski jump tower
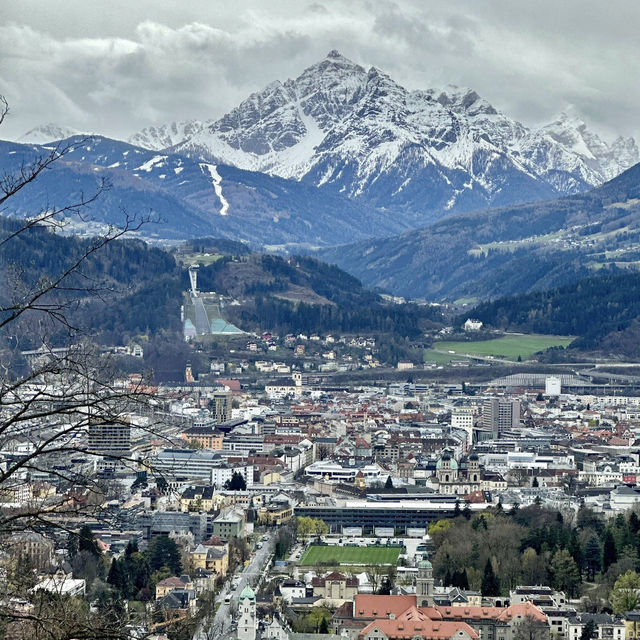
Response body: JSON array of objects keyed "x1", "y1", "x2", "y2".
[{"x1": 188, "y1": 264, "x2": 199, "y2": 296}]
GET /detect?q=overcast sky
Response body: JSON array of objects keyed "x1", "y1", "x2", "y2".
[{"x1": 1, "y1": 0, "x2": 638, "y2": 142}]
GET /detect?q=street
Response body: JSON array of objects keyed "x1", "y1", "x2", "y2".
[{"x1": 194, "y1": 531, "x2": 275, "y2": 640}]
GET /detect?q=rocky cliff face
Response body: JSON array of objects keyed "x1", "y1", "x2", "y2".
[{"x1": 131, "y1": 51, "x2": 638, "y2": 224}]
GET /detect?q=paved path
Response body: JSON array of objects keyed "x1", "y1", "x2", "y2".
[{"x1": 194, "y1": 532, "x2": 275, "y2": 639}]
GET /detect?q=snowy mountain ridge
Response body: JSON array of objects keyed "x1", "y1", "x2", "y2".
[
  {"x1": 18, "y1": 123, "x2": 84, "y2": 145},
  {"x1": 130, "y1": 51, "x2": 638, "y2": 222}
]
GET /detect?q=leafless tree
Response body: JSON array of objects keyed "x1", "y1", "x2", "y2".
[{"x1": 0, "y1": 96, "x2": 166, "y2": 639}]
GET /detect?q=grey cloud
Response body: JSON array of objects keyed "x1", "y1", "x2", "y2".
[{"x1": 0, "y1": 0, "x2": 638, "y2": 141}]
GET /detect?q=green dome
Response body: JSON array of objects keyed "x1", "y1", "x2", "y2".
[
  {"x1": 240, "y1": 584, "x2": 256, "y2": 601},
  {"x1": 418, "y1": 559, "x2": 432, "y2": 569},
  {"x1": 435, "y1": 457, "x2": 458, "y2": 470}
]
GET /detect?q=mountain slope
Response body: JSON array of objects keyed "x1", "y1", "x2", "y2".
[
  {"x1": 318, "y1": 162, "x2": 640, "y2": 301},
  {"x1": 133, "y1": 51, "x2": 638, "y2": 226},
  {"x1": 0, "y1": 137, "x2": 405, "y2": 246}
]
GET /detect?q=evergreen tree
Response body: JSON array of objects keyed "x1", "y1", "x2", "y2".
[
  {"x1": 146, "y1": 535, "x2": 183, "y2": 575},
  {"x1": 602, "y1": 530, "x2": 618, "y2": 571},
  {"x1": 462, "y1": 502, "x2": 472, "y2": 520},
  {"x1": 568, "y1": 530, "x2": 584, "y2": 572},
  {"x1": 584, "y1": 536, "x2": 602, "y2": 581},
  {"x1": 224, "y1": 471, "x2": 247, "y2": 491},
  {"x1": 107, "y1": 558, "x2": 126, "y2": 595},
  {"x1": 385, "y1": 475, "x2": 394, "y2": 490},
  {"x1": 481, "y1": 558, "x2": 500, "y2": 596},
  {"x1": 581, "y1": 619, "x2": 597, "y2": 640},
  {"x1": 629, "y1": 512, "x2": 640, "y2": 534},
  {"x1": 551, "y1": 549, "x2": 581, "y2": 598},
  {"x1": 78, "y1": 525, "x2": 101, "y2": 558},
  {"x1": 454, "y1": 499, "x2": 461, "y2": 517}
]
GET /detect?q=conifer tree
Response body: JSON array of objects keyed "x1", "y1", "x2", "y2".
[{"x1": 481, "y1": 558, "x2": 500, "y2": 596}]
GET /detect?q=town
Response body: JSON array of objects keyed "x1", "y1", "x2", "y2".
[{"x1": 5, "y1": 334, "x2": 640, "y2": 640}]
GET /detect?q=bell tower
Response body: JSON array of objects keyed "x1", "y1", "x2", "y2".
[
  {"x1": 237, "y1": 584, "x2": 256, "y2": 640},
  {"x1": 416, "y1": 558, "x2": 434, "y2": 607}
]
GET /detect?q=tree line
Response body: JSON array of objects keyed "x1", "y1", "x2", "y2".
[
  {"x1": 429, "y1": 503, "x2": 640, "y2": 608},
  {"x1": 462, "y1": 269, "x2": 640, "y2": 350}
]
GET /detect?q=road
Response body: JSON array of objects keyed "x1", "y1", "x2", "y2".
[{"x1": 194, "y1": 531, "x2": 275, "y2": 640}]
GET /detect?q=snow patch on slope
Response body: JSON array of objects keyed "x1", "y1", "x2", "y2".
[
  {"x1": 136, "y1": 155, "x2": 166, "y2": 172},
  {"x1": 200, "y1": 163, "x2": 229, "y2": 216}
]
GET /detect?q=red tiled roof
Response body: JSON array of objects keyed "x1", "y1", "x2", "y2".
[
  {"x1": 354, "y1": 594, "x2": 417, "y2": 619},
  {"x1": 359, "y1": 606, "x2": 478, "y2": 640}
]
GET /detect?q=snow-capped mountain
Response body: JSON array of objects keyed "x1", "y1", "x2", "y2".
[
  {"x1": 128, "y1": 120, "x2": 204, "y2": 151},
  {"x1": 0, "y1": 136, "x2": 404, "y2": 246},
  {"x1": 132, "y1": 51, "x2": 638, "y2": 223},
  {"x1": 18, "y1": 123, "x2": 83, "y2": 144}
]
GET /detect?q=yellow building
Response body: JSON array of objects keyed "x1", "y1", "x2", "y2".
[
  {"x1": 190, "y1": 539, "x2": 229, "y2": 577},
  {"x1": 179, "y1": 486, "x2": 217, "y2": 512},
  {"x1": 257, "y1": 503, "x2": 294, "y2": 526},
  {"x1": 181, "y1": 427, "x2": 224, "y2": 450}
]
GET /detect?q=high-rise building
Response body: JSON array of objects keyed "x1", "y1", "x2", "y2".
[
  {"x1": 210, "y1": 391, "x2": 231, "y2": 423},
  {"x1": 545, "y1": 376, "x2": 562, "y2": 396},
  {"x1": 482, "y1": 398, "x2": 520, "y2": 435},
  {"x1": 88, "y1": 420, "x2": 131, "y2": 456}
]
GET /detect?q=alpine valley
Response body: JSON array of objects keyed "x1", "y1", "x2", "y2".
[{"x1": 4, "y1": 51, "x2": 640, "y2": 305}]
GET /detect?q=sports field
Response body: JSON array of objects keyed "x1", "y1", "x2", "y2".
[
  {"x1": 432, "y1": 334, "x2": 573, "y2": 361},
  {"x1": 299, "y1": 545, "x2": 402, "y2": 566}
]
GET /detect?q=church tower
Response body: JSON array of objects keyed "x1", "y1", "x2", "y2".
[
  {"x1": 237, "y1": 584, "x2": 256, "y2": 640},
  {"x1": 416, "y1": 558, "x2": 434, "y2": 607}
]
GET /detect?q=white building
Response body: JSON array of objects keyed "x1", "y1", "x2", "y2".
[
  {"x1": 545, "y1": 377, "x2": 562, "y2": 396},
  {"x1": 237, "y1": 584, "x2": 256, "y2": 640},
  {"x1": 464, "y1": 319, "x2": 483, "y2": 331}
]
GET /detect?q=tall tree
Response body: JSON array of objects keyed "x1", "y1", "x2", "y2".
[
  {"x1": 584, "y1": 536, "x2": 602, "y2": 581},
  {"x1": 602, "y1": 530, "x2": 618, "y2": 571},
  {"x1": 580, "y1": 619, "x2": 597, "y2": 640},
  {"x1": 482, "y1": 558, "x2": 500, "y2": 596},
  {"x1": 551, "y1": 549, "x2": 581, "y2": 598},
  {"x1": 146, "y1": 535, "x2": 183, "y2": 575}
]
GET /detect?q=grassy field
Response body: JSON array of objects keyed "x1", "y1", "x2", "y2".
[
  {"x1": 423, "y1": 349, "x2": 470, "y2": 364},
  {"x1": 299, "y1": 545, "x2": 402, "y2": 566},
  {"x1": 176, "y1": 252, "x2": 223, "y2": 266},
  {"x1": 432, "y1": 334, "x2": 574, "y2": 361}
]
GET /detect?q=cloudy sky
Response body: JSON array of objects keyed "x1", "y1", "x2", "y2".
[{"x1": 1, "y1": 0, "x2": 638, "y2": 142}]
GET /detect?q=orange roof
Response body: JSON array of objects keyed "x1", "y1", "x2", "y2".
[
  {"x1": 359, "y1": 606, "x2": 478, "y2": 640},
  {"x1": 420, "y1": 602, "x2": 547, "y2": 624},
  {"x1": 498, "y1": 602, "x2": 547, "y2": 623},
  {"x1": 354, "y1": 594, "x2": 417, "y2": 619}
]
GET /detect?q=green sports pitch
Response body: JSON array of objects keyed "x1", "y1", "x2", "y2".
[{"x1": 298, "y1": 545, "x2": 402, "y2": 566}]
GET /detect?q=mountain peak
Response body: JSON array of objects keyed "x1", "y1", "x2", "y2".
[
  {"x1": 18, "y1": 123, "x2": 82, "y2": 144},
  {"x1": 436, "y1": 85, "x2": 497, "y2": 115},
  {"x1": 326, "y1": 49, "x2": 346, "y2": 60}
]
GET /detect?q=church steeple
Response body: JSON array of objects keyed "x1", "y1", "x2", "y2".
[
  {"x1": 237, "y1": 584, "x2": 256, "y2": 640},
  {"x1": 416, "y1": 557, "x2": 434, "y2": 607}
]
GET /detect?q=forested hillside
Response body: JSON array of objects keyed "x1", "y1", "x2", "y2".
[
  {"x1": 0, "y1": 221, "x2": 441, "y2": 352},
  {"x1": 0, "y1": 218, "x2": 181, "y2": 349},
  {"x1": 192, "y1": 253, "x2": 442, "y2": 337},
  {"x1": 319, "y1": 162, "x2": 640, "y2": 301},
  {"x1": 462, "y1": 269, "x2": 640, "y2": 354}
]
